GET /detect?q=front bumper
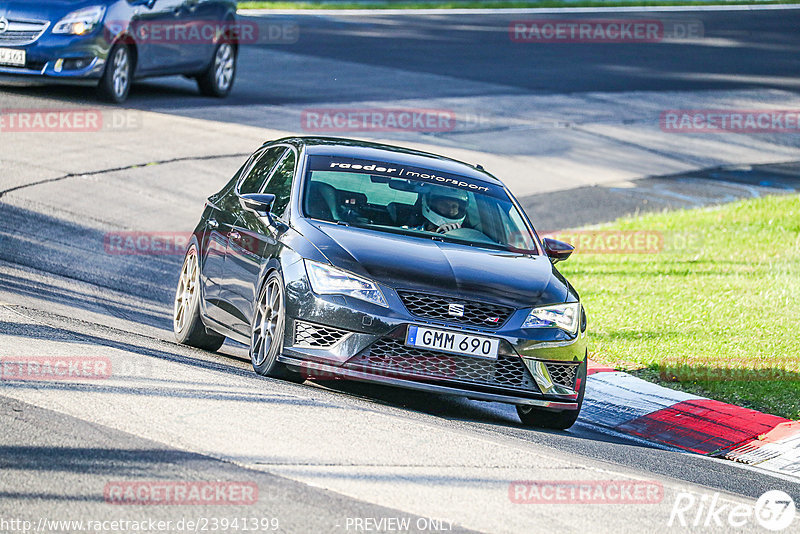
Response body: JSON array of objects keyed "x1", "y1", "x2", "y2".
[
  {"x1": 278, "y1": 262, "x2": 588, "y2": 408},
  {"x1": 281, "y1": 355, "x2": 580, "y2": 410},
  {"x1": 0, "y1": 33, "x2": 108, "y2": 83}
]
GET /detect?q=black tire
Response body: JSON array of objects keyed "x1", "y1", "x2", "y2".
[
  {"x1": 516, "y1": 360, "x2": 587, "y2": 430},
  {"x1": 250, "y1": 271, "x2": 304, "y2": 383},
  {"x1": 173, "y1": 245, "x2": 226, "y2": 351},
  {"x1": 97, "y1": 43, "x2": 132, "y2": 103},
  {"x1": 196, "y1": 41, "x2": 236, "y2": 98}
]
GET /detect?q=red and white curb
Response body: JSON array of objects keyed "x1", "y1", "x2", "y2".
[{"x1": 584, "y1": 361, "x2": 800, "y2": 481}]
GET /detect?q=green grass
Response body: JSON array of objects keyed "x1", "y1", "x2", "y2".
[
  {"x1": 239, "y1": 0, "x2": 800, "y2": 10},
  {"x1": 552, "y1": 194, "x2": 800, "y2": 420}
]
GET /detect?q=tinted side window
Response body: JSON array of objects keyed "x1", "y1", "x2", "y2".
[
  {"x1": 238, "y1": 147, "x2": 286, "y2": 195},
  {"x1": 263, "y1": 151, "x2": 296, "y2": 217}
]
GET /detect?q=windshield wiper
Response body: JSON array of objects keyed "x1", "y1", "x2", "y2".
[
  {"x1": 429, "y1": 233, "x2": 507, "y2": 251},
  {"x1": 331, "y1": 220, "x2": 525, "y2": 253}
]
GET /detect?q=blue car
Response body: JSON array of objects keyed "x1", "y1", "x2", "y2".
[{"x1": 0, "y1": 0, "x2": 239, "y2": 102}]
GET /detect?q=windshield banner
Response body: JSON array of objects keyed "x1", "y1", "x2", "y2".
[{"x1": 306, "y1": 155, "x2": 505, "y2": 198}]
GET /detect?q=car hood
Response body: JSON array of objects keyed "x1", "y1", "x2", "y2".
[
  {"x1": 0, "y1": 0, "x2": 102, "y2": 21},
  {"x1": 305, "y1": 222, "x2": 571, "y2": 308}
]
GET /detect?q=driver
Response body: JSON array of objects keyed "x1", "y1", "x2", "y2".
[{"x1": 418, "y1": 186, "x2": 469, "y2": 233}]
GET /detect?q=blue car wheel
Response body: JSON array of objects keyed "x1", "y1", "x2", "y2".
[{"x1": 97, "y1": 43, "x2": 132, "y2": 103}]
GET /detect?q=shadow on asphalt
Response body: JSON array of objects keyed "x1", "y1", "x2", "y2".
[
  {"x1": 0, "y1": 78, "x2": 206, "y2": 107},
  {"x1": 0, "y1": 203, "x2": 178, "y2": 329},
  {"x1": 307, "y1": 379, "x2": 661, "y2": 450},
  {"x1": 0, "y1": 320, "x2": 257, "y2": 382},
  {"x1": 3, "y1": 12, "x2": 800, "y2": 118}
]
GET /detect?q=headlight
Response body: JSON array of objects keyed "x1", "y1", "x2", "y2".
[
  {"x1": 304, "y1": 260, "x2": 388, "y2": 308},
  {"x1": 53, "y1": 6, "x2": 106, "y2": 35},
  {"x1": 522, "y1": 303, "x2": 580, "y2": 334}
]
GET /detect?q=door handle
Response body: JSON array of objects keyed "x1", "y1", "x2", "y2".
[{"x1": 208, "y1": 219, "x2": 219, "y2": 229}]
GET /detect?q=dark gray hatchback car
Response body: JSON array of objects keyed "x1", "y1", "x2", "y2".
[{"x1": 175, "y1": 137, "x2": 588, "y2": 429}]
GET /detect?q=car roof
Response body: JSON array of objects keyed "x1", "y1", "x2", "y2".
[{"x1": 265, "y1": 136, "x2": 504, "y2": 186}]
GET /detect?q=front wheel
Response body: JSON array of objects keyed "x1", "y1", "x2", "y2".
[
  {"x1": 250, "y1": 271, "x2": 304, "y2": 382},
  {"x1": 174, "y1": 245, "x2": 226, "y2": 351},
  {"x1": 98, "y1": 43, "x2": 132, "y2": 103},
  {"x1": 196, "y1": 42, "x2": 236, "y2": 98}
]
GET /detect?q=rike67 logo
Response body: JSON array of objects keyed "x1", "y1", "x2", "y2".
[{"x1": 669, "y1": 490, "x2": 796, "y2": 531}]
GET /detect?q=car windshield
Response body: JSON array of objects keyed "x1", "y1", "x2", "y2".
[{"x1": 302, "y1": 155, "x2": 539, "y2": 253}]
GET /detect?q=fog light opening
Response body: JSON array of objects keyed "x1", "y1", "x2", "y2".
[{"x1": 61, "y1": 57, "x2": 94, "y2": 71}]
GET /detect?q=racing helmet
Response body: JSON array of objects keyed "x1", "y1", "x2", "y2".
[{"x1": 421, "y1": 186, "x2": 469, "y2": 229}]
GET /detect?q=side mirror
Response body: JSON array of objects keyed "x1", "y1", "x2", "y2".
[
  {"x1": 239, "y1": 193, "x2": 275, "y2": 218},
  {"x1": 543, "y1": 237, "x2": 574, "y2": 263}
]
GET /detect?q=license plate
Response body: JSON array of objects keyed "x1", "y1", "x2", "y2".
[
  {"x1": 0, "y1": 48, "x2": 25, "y2": 67},
  {"x1": 406, "y1": 325, "x2": 499, "y2": 360}
]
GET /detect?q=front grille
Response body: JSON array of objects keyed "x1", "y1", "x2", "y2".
[
  {"x1": 545, "y1": 362, "x2": 579, "y2": 388},
  {"x1": 0, "y1": 20, "x2": 49, "y2": 46},
  {"x1": 398, "y1": 291, "x2": 515, "y2": 329},
  {"x1": 293, "y1": 321, "x2": 349, "y2": 348},
  {"x1": 346, "y1": 336, "x2": 537, "y2": 392}
]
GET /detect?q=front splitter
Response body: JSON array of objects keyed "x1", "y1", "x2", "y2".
[{"x1": 279, "y1": 355, "x2": 579, "y2": 410}]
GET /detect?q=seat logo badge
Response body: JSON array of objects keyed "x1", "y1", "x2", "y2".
[
  {"x1": 448, "y1": 303, "x2": 465, "y2": 317},
  {"x1": 0, "y1": 18, "x2": 8, "y2": 34}
]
